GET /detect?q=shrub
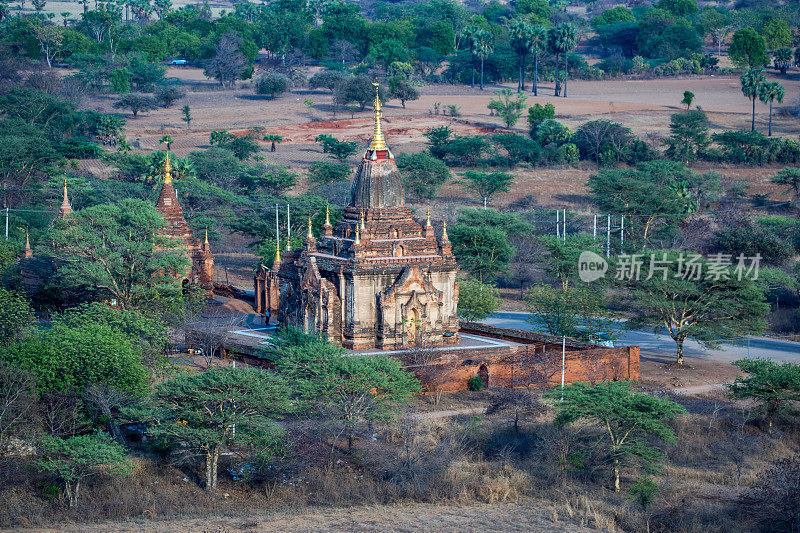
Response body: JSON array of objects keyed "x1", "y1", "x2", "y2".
[
  {"x1": 154, "y1": 85, "x2": 186, "y2": 108},
  {"x1": 308, "y1": 70, "x2": 348, "y2": 92},
  {"x1": 468, "y1": 375, "x2": 485, "y2": 391},
  {"x1": 536, "y1": 120, "x2": 572, "y2": 146},
  {"x1": 396, "y1": 152, "x2": 450, "y2": 199},
  {"x1": 491, "y1": 133, "x2": 541, "y2": 165},
  {"x1": 309, "y1": 161, "x2": 351, "y2": 184},
  {"x1": 255, "y1": 71, "x2": 291, "y2": 99},
  {"x1": 743, "y1": 457, "x2": 800, "y2": 531},
  {"x1": 559, "y1": 143, "x2": 580, "y2": 164},
  {"x1": 57, "y1": 137, "x2": 104, "y2": 158},
  {"x1": 527, "y1": 103, "x2": 555, "y2": 135}
]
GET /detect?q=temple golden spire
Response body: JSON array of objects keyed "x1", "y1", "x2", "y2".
[
  {"x1": 307, "y1": 216, "x2": 313, "y2": 239},
  {"x1": 354, "y1": 225, "x2": 361, "y2": 245},
  {"x1": 442, "y1": 219, "x2": 448, "y2": 240},
  {"x1": 426, "y1": 208, "x2": 431, "y2": 227},
  {"x1": 162, "y1": 153, "x2": 173, "y2": 185},
  {"x1": 273, "y1": 242, "x2": 281, "y2": 266},
  {"x1": 360, "y1": 210, "x2": 366, "y2": 230},
  {"x1": 204, "y1": 228, "x2": 209, "y2": 245},
  {"x1": 367, "y1": 82, "x2": 387, "y2": 152},
  {"x1": 58, "y1": 178, "x2": 73, "y2": 218},
  {"x1": 325, "y1": 203, "x2": 330, "y2": 225}
]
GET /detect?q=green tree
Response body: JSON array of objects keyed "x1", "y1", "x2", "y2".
[
  {"x1": 35, "y1": 432, "x2": 132, "y2": 507},
  {"x1": 308, "y1": 161, "x2": 350, "y2": 184},
  {"x1": 263, "y1": 134, "x2": 283, "y2": 152},
  {"x1": 148, "y1": 367, "x2": 291, "y2": 491},
  {"x1": 472, "y1": 28, "x2": 493, "y2": 90},
  {"x1": 626, "y1": 250, "x2": 769, "y2": 367},
  {"x1": 508, "y1": 18, "x2": 533, "y2": 92},
  {"x1": 539, "y1": 234, "x2": 602, "y2": 291},
  {"x1": 459, "y1": 170, "x2": 514, "y2": 208},
  {"x1": 773, "y1": 47, "x2": 792, "y2": 74},
  {"x1": 664, "y1": 110, "x2": 711, "y2": 162},
  {"x1": 327, "y1": 138, "x2": 358, "y2": 162},
  {"x1": 268, "y1": 330, "x2": 419, "y2": 452},
  {"x1": 741, "y1": 68, "x2": 767, "y2": 132},
  {"x1": 681, "y1": 90, "x2": 694, "y2": 109},
  {"x1": 112, "y1": 93, "x2": 157, "y2": 118},
  {"x1": 527, "y1": 102, "x2": 555, "y2": 134},
  {"x1": 526, "y1": 284, "x2": 618, "y2": 341},
  {"x1": 159, "y1": 134, "x2": 172, "y2": 151},
  {"x1": 529, "y1": 25, "x2": 546, "y2": 96},
  {"x1": 727, "y1": 358, "x2": 800, "y2": 431},
  {"x1": 254, "y1": 71, "x2": 291, "y2": 99},
  {"x1": 729, "y1": 28, "x2": 769, "y2": 69},
  {"x1": 757, "y1": 81, "x2": 784, "y2": 137},
  {"x1": 762, "y1": 18, "x2": 791, "y2": 51},
  {"x1": 555, "y1": 23, "x2": 577, "y2": 98},
  {"x1": 387, "y1": 75, "x2": 419, "y2": 108},
  {"x1": 449, "y1": 224, "x2": 515, "y2": 280},
  {"x1": 180, "y1": 104, "x2": 192, "y2": 129},
  {"x1": 488, "y1": 89, "x2": 527, "y2": 129},
  {"x1": 655, "y1": 0, "x2": 697, "y2": 17},
  {"x1": 548, "y1": 381, "x2": 686, "y2": 492},
  {"x1": 457, "y1": 278, "x2": 501, "y2": 322},
  {"x1": 48, "y1": 199, "x2": 187, "y2": 309},
  {"x1": 396, "y1": 152, "x2": 450, "y2": 199},
  {"x1": 771, "y1": 167, "x2": 800, "y2": 200},
  {"x1": 0, "y1": 288, "x2": 35, "y2": 344}
]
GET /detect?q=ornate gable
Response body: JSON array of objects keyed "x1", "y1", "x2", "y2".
[{"x1": 379, "y1": 266, "x2": 442, "y2": 308}]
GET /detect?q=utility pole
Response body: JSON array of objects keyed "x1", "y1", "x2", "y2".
[
  {"x1": 286, "y1": 204, "x2": 291, "y2": 249},
  {"x1": 4, "y1": 207, "x2": 8, "y2": 241},
  {"x1": 555, "y1": 210, "x2": 560, "y2": 238},
  {"x1": 561, "y1": 336, "x2": 566, "y2": 402},
  {"x1": 593, "y1": 214, "x2": 597, "y2": 241},
  {"x1": 562, "y1": 209, "x2": 566, "y2": 241},
  {"x1": 275, "y1": 203, "x2": 279, "y2": 250},
  {"x1": 620, "y1": 215, "x2": 625, "y2": 252},
  {"x1": 606, "y1": 214, "x2": 611, "y2": 258}
]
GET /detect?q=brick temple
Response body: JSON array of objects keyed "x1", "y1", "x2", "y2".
[
  {"x1": 156, "y1": 154, "x2": 215, "y2": 289},
  {"x1": 255, "y1": 85, "x2": 460, "y2": 349}
]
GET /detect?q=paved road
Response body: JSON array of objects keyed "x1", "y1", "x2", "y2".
[{"x1": 484, "y1": 312, "x2": 800, "y2": 365}]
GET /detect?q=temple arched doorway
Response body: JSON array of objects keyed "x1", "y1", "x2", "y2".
[
  {"x1": 406, "y1": 308, "x2": 420, "y2": 346},
  {"x1": 478, "y1": 364, "x2": 490, "y2": 388}
]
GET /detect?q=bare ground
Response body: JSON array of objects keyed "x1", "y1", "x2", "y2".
[{"x1": 14, "y1": 500, "x2": 598, "y2": 533}]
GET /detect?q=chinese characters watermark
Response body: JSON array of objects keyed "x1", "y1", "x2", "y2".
[{"x1": 578, "y1": 252, "x2": 761, "y2": 283}]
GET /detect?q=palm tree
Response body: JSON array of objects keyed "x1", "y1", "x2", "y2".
[
  {"x1": 473, "y1": 29, "x2": 493, "y2": 91},
  {"x1": 558, "y1": 23, "x2": 577, "y2": 98},
  {"x1": 529, "y1": 25, "x2": 545, "y2": 96},
  {"x1": 463, "y1": 24, "x2": 479, "y2": 88},
  {"x1": 508, "y1": 19, "x2": 532, "y2": 92},
  {"x1": 758, "y1": 81, "x2": 785, "y2": 136},
  {"x1": 263, "y1": 134, "x2": 283, "y2": 152},
  {"x1": 740, "y1": 68, "x2": 766, "y2": 132},
  {"x1": 547, "y1": 27, "x2": 561, "y2": 96}
]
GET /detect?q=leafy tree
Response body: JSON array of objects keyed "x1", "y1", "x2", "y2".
[
  {"x1": 246, "y1": 165, "x2": 297, "y2": 196},
  {"x1": 35, "y1": 432, "x2": 132, "y2": 507},
  {"x1": 771, "y1": 167, "x2": 800, "y2": 200},
  {"x1": 741, "y1": 68, "x2": 766, "y2": 133},
  {"x1": 727, "y1": 359, "x2": 800, "y2": 431},
  {"x1": 154, "y1": 86, "x2": 185, "y2": 108},
  {"x1": 488, "y1": 89, "x2": 527, "y2": 129},
  {"x1": 762, "y1": 18, "x2": 792, "y2": 51},
  {"x1": 592, "y1": 6, "x2": 635, "y2": 27},
  {"x1": 209, "y1": 129, "x2": 235, "y2": 147},
  {"x1": 457, "y1": 278, "x2": 501, "y2": 322},
  {"x1": 664, "y1": 110, "x2": 710, "y2": 162},
  {"x1": 308, "y1": 69, "x2": 348, "y2": 92},
  {"x1": 268, "y1": 330, "x2": 419, "y2": 453},
  {"x1": 333, "y1": 75, "x2": 386, "y2": 111},
  {"x1": 159, "y1": 134, "x2": 172, "y2": 151},
  {"x1": 655, "y1": 0, "x2": 697, "y2": 17},
  {"x1": 459, "y1": 170, "x2": 513, "y2": 208},
  {"x1": 396, "y1": 152, "x2": 450, "y2": 199},
  {"x1": 555, "y1": 23, "x2": 577, "y2": 98},
  {"x1": 626, "y1": 250, "x2": 769, "y2": 367},
  {"x1": 681, "y1": 90, "x2": 694, "y2": 109},
  {"x1": 112, "y1": 93, "x2": 157, "y2": 118},
  {"x1": 327, "y1": 138, "x2": 358, "y2": 162},
  {"x1": 180, "y1": 104, "x2": 191, "y2": 129},
  {"x1": 0, "y1": 288, "x2": 35, "y2": 343},
  {"x1": 227, "y1": 135, "x2": 260, "y2": 161},
  {"x1": 573, "y1": 119, "x2": 632, "y2": 165},
  {"x1": 204, "y1": 32, "x2": 247, "y2": 89},
  {"x1": 110, "y1": 67, "x2": 131, "y2": 93},
  {"x1": 758, "y1": 81, "x2": 784, "y2": 137},
  {"x1": 729, "y1": 28, "x2": 769, "y2": 69},
  {"x1": 148, "y1": 367, "x2": 291, "y2": 491},
  {"x1": 387, "y1": 75, "x2": 419, "y2": 108},
  {"x1": 449, "y1": 224, "x2": 514, "y2": 280},
  {"x1": 263, "y1": 134, "x2": 283, "y2": 152},
  {"x1": 588, "y1": 161, "x2": 702, "y2": 242},
  {"x1": 548, "y1": 381, "x2": 686, "y2": 492},
  {"x1": 539, "y1": 234, "x2": 603, "y2": 291},
  {"x1": 508, "y1": 18, "x2": 533, "y2": 92},
  {"x1": 308, "y1": 161, "x2": 350, "y2": 184},
  {"x1": 527, "y1": 102, "x2": 555, "y2": 134},
  {"x1": 128, "y1": 57, "x2": 166, "y2": 91},
  {"x1": 255, "y1": 71, "x2": 291, "y2": 99},
  {"x1": 773, "y1": 47, "x2": 792, "y2": 74},
  {"x1": 526, "y1": 284, "x2": 619, "y2": 341},
  {"x1": 47, "y1": 198, "x2": 187, "y2": 309},
  {"x1": 32, "y1": 24, "x2": 63, "y2": 68},
  {"x1": 535, "y1": 119, "x2": 572, "y2": 146},
  {"x1": 528, "y1": 25, "x2": 546, "y2": 96},
  {"x1": 1, "y1": 320, "x2": 149, "y2": 394}
]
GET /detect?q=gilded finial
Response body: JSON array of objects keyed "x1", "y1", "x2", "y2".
[
  {"x1": 367, "y1": 81, "x2": 388, "y2": 152},
  {"x1": 307, "y1": 216, "x2": 313, "y2": 239},
  {"x1": 162, "y1": 153, "x2": 173, "y2": 185},
  {"x1": 204, "y1": 228, "x2": 209, "y2": 245},
  {"x1": 426, "y1": 208, "x2": 431, "y2": 227},
  {"x1": 285, "y1": 237, "x2": 291, "y2": 251},
  {"x1": 360, "y1": 210, "x2": 366, "y2": 230},
  {"x1": 354, "y1": 225, "x2": 361, "y2": 245},
  {"x1": 442, "y1": 219, "x2": 448, "y2": 239},
  {"x1": 274, "y1": 242, "x2": 281, "y2": 264},
  {"x1": 325, "y1": 203, "x2": 331, "y2": 225}
]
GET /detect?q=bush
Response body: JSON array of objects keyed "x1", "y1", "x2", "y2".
[
  {"x1": 536, "y1": 120, "x2": 572, "y2": 146},
  {"x1": 308, "y1": 69, "x2": 348, "y2": 92},
  {"x1": 309, "y1": 161, "x2": 351, "y2": 184},
  {"x1": 743, "y1": 457, "x2": 800, "y2": 532},
  {"x1": 57, "y1": 137, "x2": 104, "y2": 158},
  {"x1": 491, "y1": 133, "x2": 541, "y2": 166},
  {"x1": 467, "y1": 375, "x2": 485, "y2": 391},
  {"x1": 527, "y1": 103, "x2": 555, "y2": 135},
  {"x1": 559, "y1": 143, "x2": 580, "y2": 164},
  {"x1": 255, "y1": 71, "x2": 291, "y2": 99},
  {"x1": 154, "y1": 85, "x2": 186, "y2": 108},
  {"x1": 396, "y1": 152, "x2": 450, "y2": 199}
]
